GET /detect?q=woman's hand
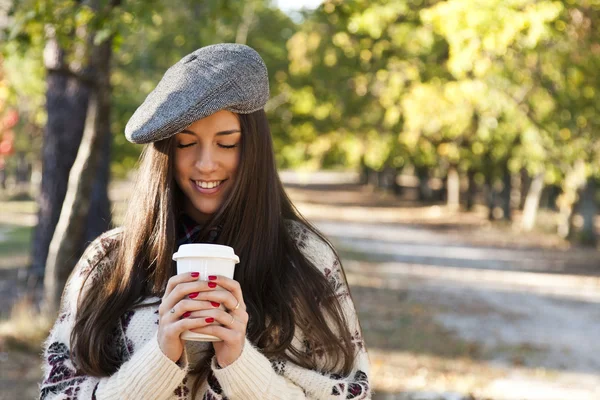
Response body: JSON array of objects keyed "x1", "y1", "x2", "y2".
[
  {"x1": 157, "y1": 272, "x2": 234, "y2": 363},
  {"x1": 189, "y1": 275, "x2": 248, "y2": 367}
]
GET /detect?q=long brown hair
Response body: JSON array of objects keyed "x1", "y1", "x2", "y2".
[{"x1": 71, "y1": 110, "x2": 356, "y2": 396}]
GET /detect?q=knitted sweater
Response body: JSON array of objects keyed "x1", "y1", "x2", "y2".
[{"x1": 39, "y1": 221, "x2": 371, "y2": 399}]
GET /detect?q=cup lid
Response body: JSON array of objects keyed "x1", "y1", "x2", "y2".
[{"x1": 172, "y1": 244, "x2": 240, "y2": 263}]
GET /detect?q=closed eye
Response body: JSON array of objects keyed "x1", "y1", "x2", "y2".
[{"x1": 177, "y1": 142, "x2": 238, "y2": 149}]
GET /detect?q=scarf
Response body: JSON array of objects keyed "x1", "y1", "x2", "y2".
[{"x1": 176, "y1": 213, "x2": 221, "y2": 246}]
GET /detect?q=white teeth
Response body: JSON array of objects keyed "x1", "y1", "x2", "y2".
[{"x1": 195, "y1": 180, "x2": 221, "y2": 189}]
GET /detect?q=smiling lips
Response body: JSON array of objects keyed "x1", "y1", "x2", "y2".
[
  {"x1": 195, "y1": 180, "x2": 223, "y2": 189},
  {"x1": 192, "y1": 179, "x2": 225, "y2": 194}
]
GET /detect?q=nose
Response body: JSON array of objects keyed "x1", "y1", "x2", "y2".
[{"x1": 195, "y1": 146, "x2": 218, "y2": 174}]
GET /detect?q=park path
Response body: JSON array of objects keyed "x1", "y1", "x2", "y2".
[{"x1": 306, "y1": 217, "x2": 600, "y2": 400}]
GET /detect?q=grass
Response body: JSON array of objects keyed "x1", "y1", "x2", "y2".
[
  {"x1": 0, "y1": 200, "x2": 37, "y2": 214},
  {"x1": 0, "y1": 221, "x2": 43, "y2": 354},
  {"x1": 0, "y1": 296, "x2": 53, "y2": 354},
  {"x1": 0, "y1": 224, "x2": 33, "y2": 258},
  {"x1": 349, "y1": 281, "x2": 482, "y2": 360}
]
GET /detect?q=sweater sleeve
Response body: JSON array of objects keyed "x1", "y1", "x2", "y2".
[
  {"x1": 39, "y1": 230, "x2": 188, "y2": 400},
  {"x1": 210, "y1": 223, "x2": 371, "y2": 399},
  {"x1": 210, "y1": 337, "x2": 370, "y2": 400}
]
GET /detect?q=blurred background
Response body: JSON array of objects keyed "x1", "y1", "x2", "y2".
[{"x1": 0, "y1": 0, "x2": 599, "y2": 399}]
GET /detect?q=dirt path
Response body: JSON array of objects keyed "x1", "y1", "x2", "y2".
[{"x1": 291, "y1": 185, "x2": 600, "y2": 399}]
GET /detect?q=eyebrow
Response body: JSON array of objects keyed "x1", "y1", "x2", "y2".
[{"x1": 180, "y1": 129, "x2": 241, "y2": 137}]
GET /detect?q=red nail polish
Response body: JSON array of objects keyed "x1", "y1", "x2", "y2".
[
  {"x1": 189, "y1": 292, "x2": 199, "y2": 299},
  {"x1": 211, "y1": 301, "x2": 220, "y2": 308},
  {"x1": 208, "y1": 275, "x2": 217, "y2": 281},
  {"x1": 191, "y1": 272, "x2": 199, "y2": 278},
  {"x1": 208, "y1": 282, "x2": 217, "y2": 288},
  {"x1": 182, "y1": 311, "x2": 191, "y2": 318},
  {"x1": 205, "y1": 317, "x2": 214, "y2": 323}
]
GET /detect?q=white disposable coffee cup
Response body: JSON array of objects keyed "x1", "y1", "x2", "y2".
[{"x1": 172, "y1": 244, "x2": 240, "y2": 341}]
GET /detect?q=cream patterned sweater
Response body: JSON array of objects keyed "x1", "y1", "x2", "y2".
[{"x1": 39, "y1": 222, "x2": 371, "y2": 399}]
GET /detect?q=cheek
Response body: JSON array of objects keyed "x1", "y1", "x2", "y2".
[
  {"x1": 227, "y1": 151, "x2": 241, "y2": 174},
  {"x1": 174, "y1": 154, "x2": 191, "y2": 184}
]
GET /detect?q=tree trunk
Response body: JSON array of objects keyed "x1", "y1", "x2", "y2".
[
  {"x1": 576, "y1": 178, "x2": 597, "y2": 246},
  {"x1": 16, "y1": 152, "x2": 29, "y2": 185},
  {"x1": 501, "y1": 164, "x2": 512, "y2": 221},
  {"x1": 28, "y1": 21, "x2": 113, "y2": 287},
  {"x1": 521, "y1": 171, "x2": 545, "y2": 231},
  {"x1": 359, "y1": 155, "x2": 369, "y2": 185},
  {"x1": 44, "y1": 35, "x2": 112, "y2": 315},
  {"x1": 439, "y1": 174, "x2": 447, "y2": 202},
  {"x1": 446, "y1": 166, "x2": 460, "y2": 211},
  {"x1": 235, "y1": 1, "x2": 256, "y2": 45},
  {"x1": 486, "y1": 175, "x2": 496, "y2": 221},
  {"x1": 379, "y1": 166, "x2": 396, "y2": 192},
  {"x1": 84, "y1": 122, "x2": 112, "y2": 246},
  {"x1": 466, "y1": 169, "x2": 477, "y2": 211},
  {"x1": 557, "y1": 160, "x2": 587, "y2": 239},
  {"x1": 367, "y1": 168, "x2": 379, "y2": 187},
  {"x1": 377, "y1": 169, "x2": 386, "y2": 190},
  {"x1": 392, "y1": 166, "x2": 403, "y2": 196},
  {"x1": 29, "y1": 37, "x2": 90, "y2": 285},
  {"x1": 518, "y1": 168, "x2": 530, "y2": 210},
  {"x1": 416, "y1": 166, "x2": 433, "y2": 202},
  {"x1": 0, "y1": 159, "x2": 6, "y2": 190}
]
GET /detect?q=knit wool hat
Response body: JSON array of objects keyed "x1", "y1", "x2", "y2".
[{"x1": 125, "y1": 43, "x2": 270, "y2": 144}]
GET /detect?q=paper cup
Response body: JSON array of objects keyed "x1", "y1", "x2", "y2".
[{"x1": 172, "y1": 244, "x2": 239, "y2": 341}]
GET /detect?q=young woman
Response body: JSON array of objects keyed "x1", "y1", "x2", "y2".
[{"x1": 40, "y1": 44, "x2": 370, "y2": 399}]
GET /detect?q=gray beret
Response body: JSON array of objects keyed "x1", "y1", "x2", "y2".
[{"x1": 125, "y1": 43, "x2": 270, "y2": 144}]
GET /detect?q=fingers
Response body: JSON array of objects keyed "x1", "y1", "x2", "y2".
[
  {"x1": 173, "y1": 315, "x2": 240, "y2": 338},
  {"x1": 190, "y1": 324, "x2": 243, "y2": 342},
  {"x1": 160, "y1": 272, "x2": 200, "y2": 315},
  {"x1": 185, "y1": 308, "x2": 249, "y2": 327},
  {"x1": 160, "y1": 277, "x2": 219, "y2": 315},
  {"x1": 164, "y1": 272, "x2": 199, "y2": 299},
  {"x1": 205, "y1": 275, "x2": 246, "y2": 311},
  {"x1": 161, "y1": 299, "x2": 219, "y2": 323},
  {"x1": 159, "y1": 274, "x2": 247, "y2": 345}
]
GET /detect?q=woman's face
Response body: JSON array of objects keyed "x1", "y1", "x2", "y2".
[{"x1": 174, "y1": 110, "x2": 241, "y2": 223}]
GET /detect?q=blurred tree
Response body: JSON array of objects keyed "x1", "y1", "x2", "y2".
[
  {"x1": 423, "y1": 0, "x2": 599, "y2": 237},
  {"x1": 0, "y1": 26, "x2": 45, "y2": 195},
  {"x1": 5, "y1": 0, "x2": 116, "y2": 287},
  {"x1": 8, "y1": 0, "x2": 125, "y2": 312},
  {"x1": 284, "y1": 0, "x2": 448, "y2": 192},
  {"x1": 45, "y1": 22, "x2": 114, "y2": 315},
  {"x1": 284, "y1": 0, "x2": 598, "y2": 243}
]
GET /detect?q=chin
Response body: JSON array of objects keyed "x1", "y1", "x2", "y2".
[{"x1": 193, "y1": 202, "x2": 220, "y2": 219}]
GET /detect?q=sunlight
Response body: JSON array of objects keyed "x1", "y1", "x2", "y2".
[
  {"x1": 345, "y1": 262, "x2": 600, "y2": 303},
  {"x1": 369, "y1": 348, "x2": 600, "y2": 400}
]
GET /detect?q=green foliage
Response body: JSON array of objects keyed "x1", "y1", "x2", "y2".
[
  {"x1": 279, "y1": 0, "x2": 599, "y2": 207},
  {"x1": 2, "y1": 0, "x2": 599, "y2": 199},
  {"x1": 0, "y1": 224, "x2": 32, "y2": 257}
]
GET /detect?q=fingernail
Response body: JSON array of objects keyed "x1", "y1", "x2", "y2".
[
  {"x1": 189, "y1": 292, "x2": 199, "y2": 299},
  {"x1": 182, "y1": 311, "x2": 191, "y2": 318},
  {"x1": 211, "y1": 301, "x2": 220, "y2": 308},
  {"x1": 191, "y1": 272, "x2": 199, "y2": 278},
  {"x1": 208, "y1": 282, "x2": 217, "y2": 288},
  {"x1": 208, "y1": 275, "x2": 217, "y2": 281},
  {"x1": 205, "y1": 317, "x2": 214, "y2": 323}
]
